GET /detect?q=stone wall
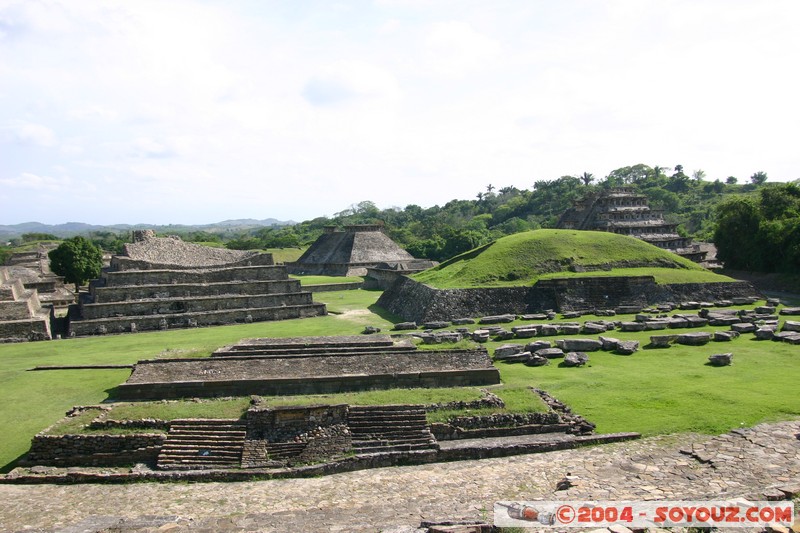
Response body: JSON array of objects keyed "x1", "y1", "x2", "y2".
[
  {"x1": 92, "y1": 279, "x2": 302, "y2": 303},
  {"x1": 24, "y1": 434, "x2": 166, "y2": 467},
  {"x1": 246, "y1": 404, "x2": 349, "y2": 440},
  {"x1": 377, "y1": 276, "x2": 759, "y2": 322},
  {"x1": 99, "y1": 265, "x2": 287, "y2": 287}
]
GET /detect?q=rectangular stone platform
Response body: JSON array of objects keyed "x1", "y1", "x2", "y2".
[{"x1": 115, "y1": 349, "x2": 501, "y2": 400}]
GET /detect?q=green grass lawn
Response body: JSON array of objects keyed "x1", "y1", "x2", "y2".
[
  {"x1": 290, "y1": 274, "x2": 365, "y2": 286},
  {"x1": 1, "y1": 289, "x2": 799, "y2": 472}
]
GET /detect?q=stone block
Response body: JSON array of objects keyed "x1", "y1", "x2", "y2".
[
  {"x1": 708, "y1": 353, "x2": 733, "y2": 366},
  {"x1": 451, "y1": 318, "x2": 475, "y2": 325},
  {"x1": 393, "y1": 322, "x2": 417, "y2": 331},
  {"x1": 754, "y1": 327, "x2": 776, "y2": 340},
  {"x1": 615, "y1": 340, "x2": 639, "y2": 355},
  {"x1": 424, "y1": 321, "x2": 450, "y2": 330},
  {"x1": 780, "y1": 307, "x2": 800, "y2": 315},
  {"x1": 555, "y1": 338, "x2": 603, "y2": 351},
  {"x1": 479, "y1": 314, "x2": 516, "y2": 324},
  {"x1": 650, "y1": 335, "x2": 677, "y2": 348},
  {"x1": 525, "y1": 340, "x2": 551, "y2": 352},
  {"x1": 731, "y1": 322, "x2": 757, "y2": 333},
  {"x1": 619, "y1": 321, "x2": 645, "y2": 332},
  {"x1": 471, "y1": 330, "x2": 490, "y2": 343},
  {"x1": 643, "y1": 320, "x2": 669, "y2": 331},
  {"x1": 714, "y1": 331, "x2": 740, "y2": 342},
  {"x1": 535, "y1": 347, "x2": 564, "y2": 359},
  {"x1": 582, "y1": 322, "x2": 608, "y2": 335},
  {"x1": 782, "y1": 320, "x2": 800, "y2": 332},
  {"x1": 676, "y1": 332, "x2": 712, "y2": 346},
  {"x1": 560, "y1": 324, "x2": 581, "y2": 335},
  {"x1": 563, "y1": 352, "x2": 589, "y2": 367},
  {"x1": 524, "y1": 354, "x2": 549, "y2": 367},
  {"x1": 493, "y1": 344, "x2": 523, "y2": 358},
  {"x1": 599, "y1": 336, "x2": 620, "y2": 351}
]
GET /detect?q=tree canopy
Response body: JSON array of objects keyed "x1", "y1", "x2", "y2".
[{"x1": 48, "y1": 237, "x2": 103, "y2": 291}]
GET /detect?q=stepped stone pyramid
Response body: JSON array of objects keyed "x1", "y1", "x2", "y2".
[
  {"x1": 4, "y1": 245, "x2": 75, "y2": 307},
  {"x1": 0, "y1": 266, "x2": 52, "y2": 342},
  {"x1": 68, "y1": 230, "x2": 326, "y2": 336},
  {"x1": 558, "y1": 187, "x2": 707, "y2": 262},
  {"x1": 288, "y1": 224, "x2": 432, "y2": 276}
]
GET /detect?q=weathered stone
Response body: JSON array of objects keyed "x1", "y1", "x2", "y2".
[
  {"x1": 555, "y1": 338, "x2": 603, "y2": 351},
  {"x1": 599, "y1": 336, "x2": 620, "y2": 351},
  {"x1": 708, "y1": 352, "x2": 733, "y2": 366},
  {"x1": 684, "y1": 315, "x2": 709, "y2": 327},
  {"x1": 594, "y1": 309, "x2": 616, "y2": 316},
  {"x1": 511, "y1": 325, "x2": 539, "y2": 338},
  {"x1": 676, "y1": 332, "x2": 711, "y2": 346},
  {"x1": 581, "y1": 322, "x2": 608, "y2": 335},
  {"x1": 479, "y1": 314, "x2": 516, "y2": 324},
  {"x1": 393, "y1": 322, "x2": 417, "y2": 331},
  {"x1": 615, "y1": 340, "x2": 639, "y2": 355},
  {"x1": 708, "y1": 316, "x2": 741, "y2": 326},
  {"x1": 423, "y1": 321, "x2": 450, "y2": 330},
  {"x1": 535, "y1": 347, "x2": 564, "y2": 359},
  {"x1": 539, "y1": 324, "x2": 560, "y2": 336},
  {"x1": 561, "y1": 311, "x2": 582, "y2": 319},
  {"x1": 560, "y1": 324, "x2": 581, "y2": 335},
  {"x1": 667, "y1": 317, "x2": 690, "y2": 328},
  {"x1": 493, "y1": 330, "x2": 515, "y2": 341},
  {"x1": 713, "y1": 331, "x2": 739, "y2": 342},
  {"x1": 520, "y1": 313, "x2": 549, "y2": 320},
  {"x1": 754, "y1": 327, "x2": 776, "y2": 340},
  {"x1": 756, "y1": 305, "x2": 777, "y2": 314},
  {"x1": 498, "y1": 352, "x2": 532, "y2": 364},
  {"x1": 649, "y1": 335, "x2": 677, "y2": 348},
  {"x1": 780, "y1": 307, "x2": 800, "y2": 315},
  {"x1": 680, "y1": 301, "x2": 701, "y2": 310},
  {"x1": 524, "y1": 340, "x2": 552, "y2": 352},
  {"x1": 643, "y1": 320, "x2": 669, "y2": 331},
  {"x1": 563, "y1": 352, "x2": 589, "y2": 367},
  {"x1": 619, "y1": 321, "x2": 645, "y2": 332},
  {"x1": 524, "y1": 354, "x2": 549, "y2": 367},
  {"x1": 731, "y1": 322, "x2": 756, "y2": 333},
  {"x1": 451, "y1": 318, "x2": 475, "y2": 325},
  {"x1": 493, "y1": 344, "x2": 523, "y2": 359},
  {"x1": 782, "y1": 320, "x2": 800, "y2": 332},
  {"x1": 362, "y1": 325, "x2": 381, "y2": 335},
  {"x1": 471, "y1": 330, "x2": 490, "y2": 343}
]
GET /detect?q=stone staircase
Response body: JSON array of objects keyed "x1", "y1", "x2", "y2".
[
  {"x1": 157, "y1": 419, "x2": 246, "y2": 470},
  {"x1": 264, "y1": 442, "x2": 307, "y2": 461},
  {"x1": 348, "y1": 405, "x2": 439, "y2": 454}
]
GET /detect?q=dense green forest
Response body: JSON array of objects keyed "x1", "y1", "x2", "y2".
[{"x1": 4, "y1": 164, "x2": 797, "y2": 275}]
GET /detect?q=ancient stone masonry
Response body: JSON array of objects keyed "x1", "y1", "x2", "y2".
[
  {"x1": 68, "y1": 230, "x2": 326, "y2": 336},
  {"x1": 0, "y1": 266, "x2": 52, "y2": 342},
  {"x1": 288, "y1": 224, "x2": 433, "y2": 276},
  {"x1": 558, "y1": 187, "x2": 708, "y2": 262}
]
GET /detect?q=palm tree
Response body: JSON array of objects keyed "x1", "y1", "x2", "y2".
[{"x1": 580, "y1": 172, "x2": 594, "y2": 186}]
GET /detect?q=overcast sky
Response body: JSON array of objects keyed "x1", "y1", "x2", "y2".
[{"x1": 2, "y1": 0, "x2": 799, "y2": 226}]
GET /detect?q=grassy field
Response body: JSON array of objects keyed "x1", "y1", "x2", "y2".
[
  {"x1": 414, "y1": 229, "x2": 733, "y2": 288},
  {"x1": 1, "y1": 289, "x2": 799, "y2": 472},
  {"x1": 290, "y1": 274, "x2": 364, "y2": 286}
]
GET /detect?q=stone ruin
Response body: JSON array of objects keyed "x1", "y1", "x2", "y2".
[
  {"x1": 67, "y1": 230, "x2": 326, "y2": 336},
  {"x1": 3, "y1": 244, "x2": 75, "y2": 308},
  {"x1": 288, "y1": 224, "x2": 433, "y2": 276},
  {"x1": 558, "y1": 187, "x2": 708, "y2": 262},
  {"x1": 0, "y1": 266, "x2": 52, "y2": 342}
]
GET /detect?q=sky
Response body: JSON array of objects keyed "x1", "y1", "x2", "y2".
[{"x1": 2, "y1": 0, "x2": 799, "y2": 226}]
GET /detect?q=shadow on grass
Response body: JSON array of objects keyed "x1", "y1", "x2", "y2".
[
  {"x1": 0, "y1": 451, "x2": 28, "y2": 474},
  {"x1": 367, "y1": 303, "x2": 403, "y2": 324}
]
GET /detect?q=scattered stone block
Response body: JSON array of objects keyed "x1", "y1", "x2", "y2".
[
  {"x1": 754, "y1": 327, "x2": 776, "y2": 340},
  {"x1": 451, "y1": 318, "x2": 475, "y2": 325},
  {"x1": 714, "y1": 331, "x2": 740, "y2": 342},
  {"x1": 616, "y1": 305, "x2": 643, "y2": 314},
  {"x1": 676, "y1": 332, "x2": 712, "y2": 346},
  {"x1": 535, "y1": 347, "x2": 564, "y2": 359},
  {"x1": 715, "y1": 300, "x2": 734, "y2": 307},
  {"x1": 708, "y1": 352, "x2": 733, "y2": 366},
  {"x1": 524, "y1": 354, "x2": 549, "y2": 367},
  {"x1": 594, "y1": 309, "x2": 616, "y2": 316},
  {"x1": 782, "y1": 320, "x2": 800, "y2": 332},
  {"x1": 556, "y1": 338, "x2": 603, "y2": 351},
  {"x1": 684, "y1": 315, "x2": 709, "y2": 327},
  {"x1": 520, "y1": 313, "x2": 548, "y2": 320},
  {"x1": 471, "y1": 330, "x2": 490, "y2": 343},
  {"x1": 667, "y1": 317, "x2": 690, "y2": 328},
  {"x1": 599, "y1": 336, "x2": 620, "y2": 351},
  {"x1": 424, "y1": 321, "x2": 450, "y2": 330},
  {"x1": 561, "y1": 311, "x2": 582, "y2": 319},
  {"x1": 731, "y1": 322, "x2": 757, "y2": 333},
  {"x1": 539, "y1": 324, "x2": 560, "y2": 336},
  {"x1": 615, "y1": 340, "x2": 639, "y2": 355},
  {"x1": 511, "y1": 325, "x2": 539, "y2": 338},
  {"x1": 643, "y1": 320, "x2": 669, "y2": 331},
  {"x1": 479, "y1": 314, "x2": 516, "y2": 324},
  {"x1": 363, "y1": 326, "x2": 382, "y2": 334},
  {"x1": 650, "y1": 335, "x2": 677, "y2": 348},
  {"x1": 563, "y1": 352, "x2": 589, "y2": 367},
  {"x1": 499, "y1": 352, "x2": 532, "y2": 364},
  {"x1": 733, "y1": 296, "x2": 759, "y2": 305},
  {"x1": 560, "y1": 324, "x2": 581, "y2": 335},
  {"x1": 393, "y1": 322, "x2": 417, "y2": 331},
  {"x1": 708, "y1": 316, "x2": 741, "y2": 326},
  {"x1": 756, "y1": 305, "x2": 777, "y2": 314},
  {"x1": 493, "y1": 329, "x2": 515, "y2": 341},
  {"x1": 582, "y1": 322, "x2": 608, "y2": 335},
  {"x1": 525, "y1": 340, "x2": 552, "y2": 352},
  {"x1": 619, "y1": 321, "x2": 645, "y2": 332},
  {"x1": 493, "y1": 344, "x2": 523, "y2": 359},
  {"x1": 680, "y1": 301, "x2": 701, "y2": 310}
]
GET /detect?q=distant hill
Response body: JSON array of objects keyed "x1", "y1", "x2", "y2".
[
  {"x1": 0, "y1": 219, "x2": 294, "y2": 240},
  {"x1": 412, "y1": 229, "x2": 733, "y2": 288}
]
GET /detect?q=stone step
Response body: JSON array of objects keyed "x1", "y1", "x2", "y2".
[
  {"x1": 348, "y1": 421, "x2": 428, "y2": 430},
  {"x1": 168, "y1": 430, "x2": 247, "y2": 437},
  {"x1": 353, "y1": 442, "x2": 438, "y2": 454},
  {"x1": 160, "y1": 443, "x2": 244, "y2": 452}
]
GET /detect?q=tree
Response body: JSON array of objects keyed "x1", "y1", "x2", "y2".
[
  {"x1": 750, "y1": 171, "x2": 768, "y2": 186},
  {"x1": 48, "y1": 237, "x2": 103, "y2": 291},
  {"x1": 691, "y1": 169, "x2": 706, "y2": 181},
  {"x1": 726, "y1": 176, "x2": 738, "y2": 185},
  {"x1": 580, "y1": 172, "x2": 594, "y2": 186}
]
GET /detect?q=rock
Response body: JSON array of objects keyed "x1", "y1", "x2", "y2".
[
  {"x1": 520, "y1": 313, "x2": 549, "y2": 320},
  {"x1": 535, "y1": 347, "x2": 565, "y2": 359},
  {"x1": 423, "y1": 321, "x2": 450, "y2": 330},
  {"x1": 493, "y1": 330, "x2": 515, "y2": 341},
  {"x1": 782, "y1": 320, "x2": 800, "y2": 332},
  {"x1": 555, "y1": 338, "x2": 603, "y2": 351},
  {"x1": 731, "y1": 322, "x2": 757, "y2": 333},
  {"x1": 471, "y1": 330, "x2": 490, "y2": 343},
  {"x1": 539, "y1": 324, "x2": 560, "y2": 336},
  {"x1": 560, "y1": 324, "x2": 581, "y2": 335},
  {"x1": 708, "y1": 353, "x2": 733, "y2": 366},
  {"x1": 479, "y1": 314, "x2": 516, "y2": 324},
  {"x1": 499, "y1": 352, "x2": 532, "y2": 364},
  {"x1": 561, "y1": 311, "x2": 582, "y2": 319},
  {"x1": 451, "y1": 318, "x2": 475, "y2": 325},
  {"x1": 616, "y1": 305, "x2": 643, "y2": 314},
  {"x1": 615, "y1": 340, "x2": 639, "y2": 355},
  {"x1": 563, "y1": 352, "x2": 589, "y2": 367},
  {"x1": 599, "y1": 336, "x2": 620, "y2": 351},
  {"x1": 650, "y1": 335, "x2": 677, "y2": 348},
  {"x1": 754, "y1": 327, "x2": 776, "y2": 340},
  {"x1": 714, "y1": 330, "x2": 740, "y2": 341},
  {"x1": 511, "y1": 325, "x2": 539, "y2": 338},
  {"x1": 524, "y1": 354, "x2": 549, "y2": 367},
  {"x1": 684, "y1": 315, "x2": 709, "y2": 327},
  {"x1": 756, "y1": 305, "x2": 777, "y2": 314},
  {"x1": 780, "y1": 307, "x2": 800, "y2": 316},
  {"x1": 595, "y1": 309, "x2": 616, "y2": 316},
  {"x1": 709, "y1": 316, "x2": 741, "y2": 326},
  {"x1": 619, "y1": 322, "x2": 645, "y2": 332},
  {"x1": 362, "y1": 326, "x2": 382, "y2": 334},
  {"x1": 525, "y1": 340, "x2": 552, "y2": 352},
  {"x1": 676, "y1": 332, "x2": 712, "y2": 346},
  {"x1": 392, "y1": 322, "x2": 417, "y2": 331},
  {"x1": 582, "y1": 322, "x2": 608, "y2": 335},
  {"x1": 667, "y1": 317, "x2": 690, "y2": 328},
  {"x1": 680, "y1": 301, "x2": 701, "y2": 310},
  {"x1": 493, "y1": 344, "x2": 523, "y2": 358},
  {"x1": 643, "y1": 320, "x2": 669, "y2": 330}
]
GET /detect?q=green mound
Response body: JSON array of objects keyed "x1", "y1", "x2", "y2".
[{"x1": 413, "y1": 229, "x2": 733, "y2": 288}]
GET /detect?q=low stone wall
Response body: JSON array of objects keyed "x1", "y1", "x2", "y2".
[
  {"x1": 377, "y1": 276, "x2": 760, "y2": 322},
  {"x1": 24, "y1": 434, "x2": 166, "y2": 467},
  {"x1": 246, "y1": 404, "x2": 349, "y2": 440},
  {"x1": 111, "y1": 250, "x2": 274, "y2": 271},
  {"x1": 92, "y1": 279, "x2": 302, "y2": 303},
  {"x1": 100, "y1": 265, "x2": 288, "y2": 287},
  {"x1": 0, "y1": 317, "x2": 51, "y2": 342}
]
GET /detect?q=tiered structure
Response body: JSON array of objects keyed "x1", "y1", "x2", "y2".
[
  {"x1": 68, "y1": 230, "x2": 326, "y2": 336},
  {"x1": 3, "y1": 245, "x2": 75, "y2": 307},
  {"x1": 558, "y1": 188, "x2": 707, "y2": 261},
  {"x1": 288, "y1": 224, "x2": 433, "y2": 276},
  {"x1": 0, "y1": 266, "x2": 52, "y2": 342}
]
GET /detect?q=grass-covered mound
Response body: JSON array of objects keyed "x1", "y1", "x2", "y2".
[{"x1": 413, "y1": 229, "x2": 733, "y2": 289}]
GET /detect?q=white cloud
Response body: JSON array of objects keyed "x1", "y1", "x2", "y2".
[
  {"x1": 0, "y1": 172, "x2": 72, "y2": 191},
  {"x1": 423, "y1": 21, "x2": 501, "y2": 78},
  {"x1": 303, "y1": 60, "x2": 401, "y2": 107},
  {"x1": 2, "y1": 120, "x2": 57, "y2": 147}
]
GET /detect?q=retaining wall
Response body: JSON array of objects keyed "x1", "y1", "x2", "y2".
[
  {"x1": 92, "y1": 279, "x2": 302, "y2": 303},
  {"x1": 24, "y1": 434, "x2": 166, "y2": 467}
]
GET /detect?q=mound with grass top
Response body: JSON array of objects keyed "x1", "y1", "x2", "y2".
[{"x1": 413, "y1": 229, "x2": 732, "y2": 289}]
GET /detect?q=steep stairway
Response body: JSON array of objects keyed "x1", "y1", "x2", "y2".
[
  {"x1": 348, "y1": 405, "x2": 439, "y2": 454},
  {"x1": 157, "y1": 419, "x2": 246, "y2": 470}
]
